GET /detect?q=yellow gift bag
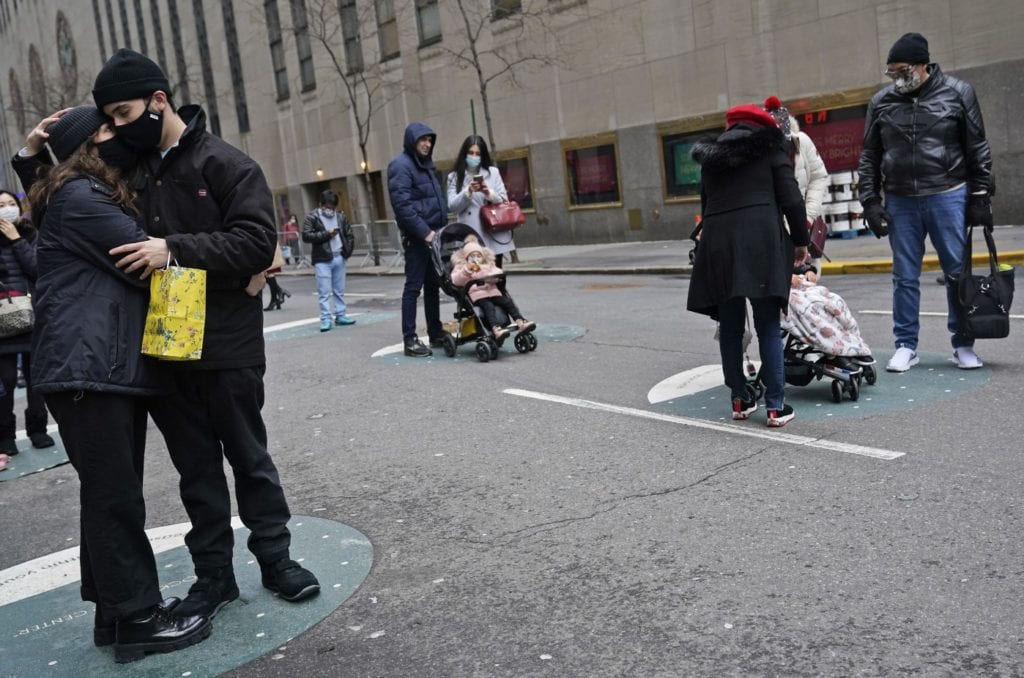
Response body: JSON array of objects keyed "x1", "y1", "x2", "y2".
[{"x1": 141, "y1": 260, "x2": 207, "y2": 361}]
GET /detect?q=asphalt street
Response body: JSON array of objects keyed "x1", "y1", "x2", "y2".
[{"x1": 4, "y1": 265, "x2": 1023, "y2": 676}]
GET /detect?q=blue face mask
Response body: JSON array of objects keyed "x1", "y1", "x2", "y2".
[{"x1": 465, "y1": 155, "x2": 481, "y2": 170}]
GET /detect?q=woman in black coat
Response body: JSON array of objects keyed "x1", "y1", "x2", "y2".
[
  {"x1": 687, "y1": 105, "x2": 809, "y2": 427},
  {"x1": 26, "y1": 106, "x2": 210, "y2": 662},
  {"x1": 0, "y1": 189, "x2": 52, "y2": 457}
]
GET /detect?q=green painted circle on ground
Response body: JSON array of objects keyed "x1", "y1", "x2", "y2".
[
  {"x1": 1, "y1": 516, "x2": 372, "y2": 675},
  {"x1": 652, "y1": 351, "x2": 990, "y2": 424},
  {"x1": 371, "y1": 324, "x2": 585, "y2": 364},
  {"x1": 0, "y1": 433, "x2": 68, "y2": 481}
]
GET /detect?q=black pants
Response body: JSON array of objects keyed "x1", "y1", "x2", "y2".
[
  {"x1": 148, "y1": 367, "x2": 291, "y2": 574},
  {"x1": 0, "y1": 352, "x2": 48, "y2": 440},
  {"x1": 401, "y1": 240, "x2": 443, "y2": 343},
  {"x1": 46, "y1": 390, "x2": 161, "y2": 617},
  {"x1": 476, "y1": 295, "x2": 522, "y2": 330}
]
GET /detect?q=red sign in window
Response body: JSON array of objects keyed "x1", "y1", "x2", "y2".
[{"x1": 798, "y1": 108, "x2": 867, "y2": 172}]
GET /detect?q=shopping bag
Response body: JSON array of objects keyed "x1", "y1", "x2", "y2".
[
  {"x1": 949, "y1": 226, "x2": 1015, "y2": 339},
  {"x1": 141, "y1": 261, "x2": 207, "y2": 360},
  {"x1": 480, "y1": 201, "x2": 525, "y2": 233}
]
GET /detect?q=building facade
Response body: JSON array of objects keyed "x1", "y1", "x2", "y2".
[{"x1": 2, "y1": 0, "x2": 1022, "y2": 244}]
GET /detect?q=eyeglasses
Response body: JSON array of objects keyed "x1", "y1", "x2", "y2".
[{"x1": 883, "y1": 66, "x2": 914, "y2": 80}]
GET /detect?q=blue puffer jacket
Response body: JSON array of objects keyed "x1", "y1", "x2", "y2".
[
  {"x1": 30, "y1": 176, "x2": 168, "y2": 396},
  {"x1": 387, "y1": 122, "x2": 448, "y2": 241}
]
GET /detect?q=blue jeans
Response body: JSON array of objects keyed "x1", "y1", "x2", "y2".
[
  {"x1": 717, "y1": 296, "x2": 786, "y2": 411},
  {"x1": 886, "y1": 185, "x2": 972, "y2": 349},
  {"x1": 315, "y1": 254, "x2": 347, "y2": 322},
  {"x1": 401, "y1": 240, "x2": 442, "y2": 343}
]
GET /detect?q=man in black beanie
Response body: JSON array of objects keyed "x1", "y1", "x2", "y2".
[
  {"x1": 92, "y1": 48, "x2": 321, "y2": 620},
  {"x1": 858, "y1": 32, "x2": 993, "y2": 373}
]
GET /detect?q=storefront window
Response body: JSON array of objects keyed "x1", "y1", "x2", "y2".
[
  {"x1": 495, "y1": 149, "x2": 533, "y2": 210},
  {"x1": 661, "y1": 128, "x2": 721, "y2": 200},
  {"x1": 796, "y1": 104, "x2": 869, "y2": 172},
  {"x1": 563, "y1": 135, "x2": 620, "y2": 208}
]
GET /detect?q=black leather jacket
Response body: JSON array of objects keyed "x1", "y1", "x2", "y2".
[
  {"x1": 301, "y1": 209, "x2": 354, "y2": 263},
  {"x1": 858, "y1": 64, "x2": 993, "y2": 203}
]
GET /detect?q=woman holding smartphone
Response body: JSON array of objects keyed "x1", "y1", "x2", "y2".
[{"x1": 446, "y1": 135, "x2": 513, "y2": 266}]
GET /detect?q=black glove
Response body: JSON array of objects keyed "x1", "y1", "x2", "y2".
[
  {"x1": 862, "y1": 200, "x2": 892, "y2": 239},
  {"x1": 967, "y1": 193, "x2": 993, "y2": 233}
]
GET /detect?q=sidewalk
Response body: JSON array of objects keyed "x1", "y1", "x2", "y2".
[{"x1": 287, "y1": 225, "x2": 1024, "y2": 277}]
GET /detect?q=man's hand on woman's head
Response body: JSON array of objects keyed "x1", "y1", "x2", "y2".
[{"x1": 26, "y1": 109, "x2": 72, "y2": 155}]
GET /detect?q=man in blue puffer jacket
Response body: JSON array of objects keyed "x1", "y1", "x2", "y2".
[{"x1": 387, "y1": 122, "x2": 448, "y2": 357}]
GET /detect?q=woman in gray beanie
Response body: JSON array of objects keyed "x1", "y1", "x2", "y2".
[{"x1": 22, "y1": 105, "x2": 212, "y2": 663}]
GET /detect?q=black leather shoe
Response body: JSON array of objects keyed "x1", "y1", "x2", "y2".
[
  {"x1": 95, "y1": 597, "x2": 181, "y2": 647},
  {"x1": 172, "y1": 570, "x2": 239, "y2": 619},
  {"x1": 114, "y1": 605, "x2": 211, "y2": 663},
  {"x1": 403, "y1": 340, "x2": 432, "y2": 357},
  {"x1": 30, "y1": 432, "x2": 56, "y2": 449},
  {"x1": 428, "y1": 333, "x2": 450, "y2": 348},
  {"x1": 259, "y1": 558, "x2": 321, "y2": 602}
]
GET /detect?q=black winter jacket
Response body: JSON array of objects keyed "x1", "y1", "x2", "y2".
[
  {"x1": 131, "y1": 105, "x2": 276, "y2": 369},
  {"x1": 687, "y1": 124, "x2": 808, "y2": 319},
  {"x1": 301, "y1": 209, "x2": 354, "y2": 263},
  {"x1": 858, "y1": 64, "x2": 993, "y2": 203},
  {"x1": 0, "y1": 219, "x2": 38, "y2": 355},
  {"x1": 30, "y1": 176, "x2": 167, "y2": 396},
  {"x1": 387, "y1": 122, "x2": 448, "y2": 242}
]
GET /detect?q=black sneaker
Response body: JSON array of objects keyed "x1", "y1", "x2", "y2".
[
  {"x1": 260, "y1": 558, "x2": 321, "y2": 601},
  {"x1": 403, "y1": 339, "x2": 432, "y2": 357},
  {"x1": 731, "y1": 389, "x2": 757, "y2": 420},
  {"x1": 114, "y1": 605, "x2": 211, "y2": 664},
  {"x1": 767, "y1": 404, "x2": 796, "y2": 428},
  {"x1": 95, "y1": 597, "x2": 181, "y2": 647},
  {"x1": 172, "y1": 570, "x2": 239, "y2": 619},
  {"x1": 428, "y1": 333, "x2": 449, "y2": 348},
  {"x1": 30, "y1": 432, "x2": 56, "y2": 449}
]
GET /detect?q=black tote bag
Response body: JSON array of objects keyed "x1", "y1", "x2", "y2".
[{"x1": 949, "y1": 226, "x2": 1015, "y2": 339}]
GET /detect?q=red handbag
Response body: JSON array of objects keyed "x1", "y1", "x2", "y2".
[
  {"x1": 807, "y1": 216, "x2": 830, "y2": 261},
  {"x1": 480, "y1": 201, "x2": 525, "y2": 233}
]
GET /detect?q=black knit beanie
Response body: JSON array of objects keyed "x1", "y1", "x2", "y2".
[
  {"x1": 887, "y1": 33, "x2": 930, "y2": 65},
  {"x1": 92, "y1": 48, "x2": 171, "y2": 109},
  {"x1": 47, "y1": 105, "x2": 107, "y2": 162}
]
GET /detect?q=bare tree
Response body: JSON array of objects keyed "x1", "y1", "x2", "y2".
[
  {"x1": 7, "y1": 71, "x2": 96, "y2": 128},
  {"x1": 443, "y1": 0, "x2": 562, "y2": 151}
]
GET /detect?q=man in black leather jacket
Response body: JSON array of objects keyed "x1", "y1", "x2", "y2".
[{"x1": 857, "y1": 32, "x2": 993, "y2": 373}]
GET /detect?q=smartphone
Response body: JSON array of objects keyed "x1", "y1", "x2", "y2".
[{"x1": 473, "y1": 174, "x2": 484, "y2": 183}]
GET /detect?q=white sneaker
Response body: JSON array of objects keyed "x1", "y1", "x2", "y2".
[
  {"x1": 886, "y1": 347, "x2": 919, "y2": 372},
  {"x1": 953, "y1": 347, "x2": 983, "y2": 369}
]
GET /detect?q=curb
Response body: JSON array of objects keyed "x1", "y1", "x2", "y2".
[{"x1": 822, "y1": 249, "x2": 1024, "y2": 276}]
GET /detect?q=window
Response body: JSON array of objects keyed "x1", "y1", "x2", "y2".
[
  {"x1": 415, "y1": 0, "x2": 440, "y2": 47},
  {"x1": 56, "y1": 11, "x2": 78, "y2": 93},
  {"x1": 91, "y1": 0, "x2": 108, "y2": 58},
  {"x1": 149, "y1": 0, "x2": 168, "y2": 74},
  {"x1": 118, "y1": 0, "x2": 132, "y2": 48},
  {"x1": 221, "y1": 0, "x2": 250, "y2": 133},
  {"x1": 661, "y1": 129, "x2": 719, "y2": 201},
  {"x1": 492, "y1": 0, "x2": 521, "y2": 20},
  {"x1": 339, "y1": 0, "x2": 363, "y2": 73},
  {"x1": 290, "y1": 0, "x2": 316, "y2": 92},
  {"x1": 167, "y1": 0, "x2": 191, "y2": 104},
  {"x1": 192, "y1": 0, "x2": 220, "y2": 136},
  {"x1": 133, "y1": 0, "x2": 148, "y2": 53},
  {"x1": 563, "y1": 134, "x2": 621, "y2": 207},
  {"x1": 375, "y1": 0, "x2": 399, "y2": 62},
  {"x1": 264, "y1": 0, "x2": 289, "y2": 100},
  {"x1": 794, "y1": 104, "x2": 869, "y2": 172},
  {"x1": 494, "y1": 148, "x2": 534, "y2": 211}
]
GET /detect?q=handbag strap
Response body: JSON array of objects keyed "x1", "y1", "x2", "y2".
[{"x1": 961, "y1": 225, "x2": 1002, "y2": 277}]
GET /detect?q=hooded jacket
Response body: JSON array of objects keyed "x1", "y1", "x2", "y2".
[
  {"x1": 30, "y1": 176, "x2": 167, "y2": 395},
  {"x1": 858, "y1": 64, "x2": 993, "y2": 202},
  {"x1": 387, "y1": 122, "x2": 448, "y2": 241},
  {"x1": 686, "y1": 124, "x2": 808, "y2": 318}
]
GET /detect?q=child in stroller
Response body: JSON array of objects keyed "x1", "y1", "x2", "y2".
[
  {"x1": 774, "y1": 263, "x2": 877, "y2": 402},
  {"x1": 430, "y1": 223, "x2": 537, "y2": 362}
]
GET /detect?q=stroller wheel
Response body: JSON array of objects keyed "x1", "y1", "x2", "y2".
[
  {"x1": 488, "y1": 339, "x2": 500, "y2": 360},
  {"x1": 514, "y1": 332, "x2": 530, "y2": 353},
  {"x1": 442, "y1": 334, "x2": 457, "y2": 358},
  {"x1": 475, "y1": 341, "x2": 491, "y2": 363},
  {"x1": 526, "y1": 332, "x2": 538, "y2": 352},
  {"x1": 831, "y1": 380, "x2": 843, "y2": 403},
  {"x1": 848, "y1": 376, "x2": 860, "y2": 402},
  {"x1": 863, "y1": 364, "x2": 877, "y2": 385}
]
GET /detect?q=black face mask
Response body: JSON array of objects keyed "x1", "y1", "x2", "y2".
[
  {"x1": 115, "y1": 103, "x2": 164, "y2": 151},
  {"x1": 96, "y1": 136, "x2": 139, "y2": 172}
]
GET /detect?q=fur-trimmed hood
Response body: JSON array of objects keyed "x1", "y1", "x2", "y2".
[{"x1": 691, "y1": 124, "x2": 784, "y2": 172}]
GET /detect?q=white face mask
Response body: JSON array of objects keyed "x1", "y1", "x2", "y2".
[
  {"x1": 321, "y1": 207, "x2": 336, "y2": 218},
  {"x1": 893, "y1": 70, "x2": 924, "y2": 94},
  {"x1": 0, "y1": 205, "x2": 20, "y2": 221}
]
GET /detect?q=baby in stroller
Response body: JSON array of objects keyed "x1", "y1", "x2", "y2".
[
  {"x1": 451, "y1": 235, "x2": 536, "y2": 339},
  {"x1": 778, "y1": 263, "x2": 877, "y2": 402}
]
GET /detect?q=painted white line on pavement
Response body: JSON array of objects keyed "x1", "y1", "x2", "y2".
[
  {"x1": 861, "y1": 309, "x2": 1024, "y2": 319},
  {"x1": 263, "y1": 312, "x2": 367, "y2": 334},
  {"x1": 504, "y1": 388, "x2": 904, "y2": 461}
]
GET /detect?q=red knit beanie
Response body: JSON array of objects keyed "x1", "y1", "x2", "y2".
[{"x1": 725, "y1": 104, "x2": 777, "y2": 129}]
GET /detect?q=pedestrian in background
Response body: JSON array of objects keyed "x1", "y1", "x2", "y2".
[
  {"x1": 301, "y1": 189, "x2": 355, "y2": 331},
  {"x1": 857, "y1": 32, "x2": 994, "y2": 372},
  {"x1": 687, "y1": 104, "x2": 809, "y2": 428},
  {"x1": 387, "y1": 122, "x2": 448, "y2": 357},
  {"x1": 446, "y1": 135, "x2": 513, "y2": 267},
  {"x1": 0, "y1": 189, "x2": 53, "y2": 456}
]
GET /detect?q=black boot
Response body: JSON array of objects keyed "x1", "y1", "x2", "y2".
[
  {"x1": 113, "y1": 604, "x2": 211, "y2": 663},
  {"x1": 95, "y1": 597, "x2": 181, "y2": 647}
]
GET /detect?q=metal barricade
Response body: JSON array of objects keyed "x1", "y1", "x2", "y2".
[
  {"x1": 348, "y1": 223, "x2": 373, "y2": 268},
  {"x1": 369, "y1": 220, "x2": 404, "y2": 269}
]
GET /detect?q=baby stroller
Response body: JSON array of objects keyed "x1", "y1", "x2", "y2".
[
  {"x1": 430, "y1": 222, "x2": 538, "y2": 362},
  {"x1": 774, "y1": 333, "x2": 877, "y2": 403}
]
